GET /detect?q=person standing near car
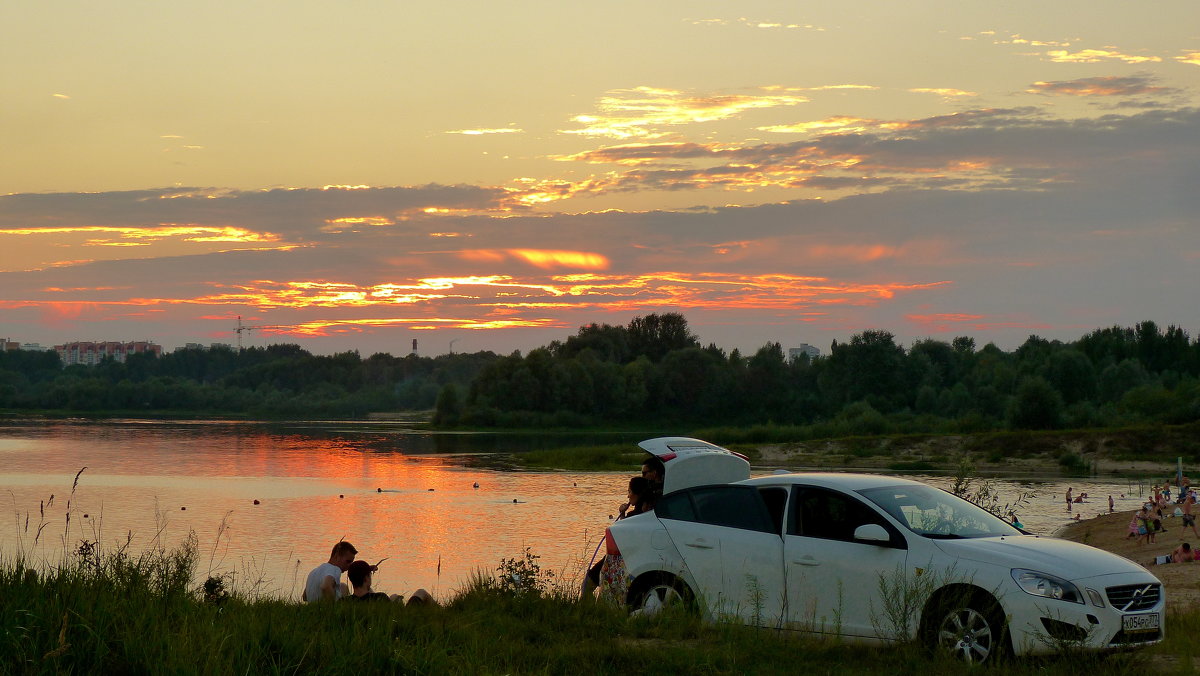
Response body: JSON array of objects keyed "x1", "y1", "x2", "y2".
[{"x1": 642, "y1": 456, "x2": 665, "y2": 498}]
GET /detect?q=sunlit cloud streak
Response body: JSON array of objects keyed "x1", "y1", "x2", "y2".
[
  {"x1": 546, "y1": 107, "x2": 1200, "y2": 198},
  {"x1": 1177, "y1": 51, "x2": 1200, "y2": 66},
  {"x1": 1044, "y1": 48, "x2": 1162, "y2": 64},
  {"x1": 456, "y1": 249, "x2": 610, "y2": 270},
  {"x1": 0, "y1": 185, "x2": 520, "y2": 239},
  {"x1": 909, "y1": 88, "x2": 978, "y2": 98},
  {"x1": 444, "y1": 128, "x2": 524, "y2": 135},
  {"x1": 685, "y1": 17, "x2": 825, "y2": 31},
  {"x1": 560, "y1": 86, "x2": 809, "y2": 139},
  {"x1": 0, "y1": 224, "x2": 278, "y2": 244},
  {"x1": 986, "y1": 33, "x2": 1073, "y2": 48}
]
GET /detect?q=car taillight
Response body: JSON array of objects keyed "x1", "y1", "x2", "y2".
[
  {"x1": 604, "y1": 527, "x2": 621, "y2": 556},
  {"x1": 659, "y1": 452, "x2": 677, "y2": 461}
]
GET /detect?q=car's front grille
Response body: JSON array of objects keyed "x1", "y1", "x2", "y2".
[{"x1": 1105, "y1": 583, "x2": 1161, "y2": 612}]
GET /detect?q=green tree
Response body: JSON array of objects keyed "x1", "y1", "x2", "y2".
[{"x1": 1008, "y1": 376, "x2": 1064, "y2": 430}]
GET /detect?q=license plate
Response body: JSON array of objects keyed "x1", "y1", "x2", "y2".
[{"x1": 1122, "y1": 613, "x2": 1160, "y2": 633}]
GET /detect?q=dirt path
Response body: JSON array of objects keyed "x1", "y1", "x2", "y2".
[{"x1": 1058, "y1": 511, "x2": 1200, "y2": 612}]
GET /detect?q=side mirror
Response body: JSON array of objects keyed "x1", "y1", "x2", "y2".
[{"x1": 854, "y1": 523, "x2": 891, "y2": 543}]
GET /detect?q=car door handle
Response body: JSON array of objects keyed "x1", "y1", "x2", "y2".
[
  {"x1": 791, "y1": 555, "x2": 820, "y2": 566},
  {"x1": 685, "y1": 539, "x2": 714, "y2": 549}
]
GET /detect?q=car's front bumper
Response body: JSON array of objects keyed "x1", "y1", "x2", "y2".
[{"x1": 1006, "y1": 574, "x2": 1163, "y2": 655}]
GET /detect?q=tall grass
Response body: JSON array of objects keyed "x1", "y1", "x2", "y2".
[{"x1": 0, "y1": 533, "x2": 1167, "y2": 675}]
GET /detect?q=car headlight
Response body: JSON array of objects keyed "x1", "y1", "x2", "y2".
[{"x1": 1011, "y1": 569, "x2": 1085, "y2": 604}]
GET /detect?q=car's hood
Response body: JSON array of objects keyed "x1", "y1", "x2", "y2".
[{"x1": 933, "y1": 535, "x2": 1151, "y2": 581}]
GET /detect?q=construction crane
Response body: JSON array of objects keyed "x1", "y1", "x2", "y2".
[{"x1": 232, "y1": 315, "x2": 294, "y2": 350}]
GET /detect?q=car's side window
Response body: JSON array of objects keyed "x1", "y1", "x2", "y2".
[
  {"x1": 656, "y1": 485, "x2": 776, "y2": 534},
  {"x1": 655, "y1": 491, "x2": 696, "y2": 522},
  {"x1": 759, "y1": 487, "x2": 787, "y2": 535},
  {"x1": 788, "y1": 486, "x2": 904, "y2": 547}
]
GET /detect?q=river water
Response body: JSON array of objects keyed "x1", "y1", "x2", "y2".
[{"x1": 0, "y1": 419, "x2": 1161, "y2": 601}]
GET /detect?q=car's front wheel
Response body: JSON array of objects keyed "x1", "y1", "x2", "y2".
[
  {"x1": 628, "y1": 574, "x2": 694, "y2": 616},
  {"x1": 926, "y1": 592, "x2": 1007, "y2": 664}
]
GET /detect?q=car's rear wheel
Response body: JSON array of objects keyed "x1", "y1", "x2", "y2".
[
  {"x1": 926, "y1": 592, "x2": 1007, "y2": 664},
  {"x1": 629, "y1": 574, "x2": 694, "y2": 616}
]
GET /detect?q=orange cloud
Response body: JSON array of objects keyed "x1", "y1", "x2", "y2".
[
  {"x1": 275, "y1": 316, "x2": 564, "y2": 335},
  {"x1": 455, "y1": 249, "x2": 609, "y2": 270},
  {"x1": 509, "y1": 250, "x2": 610, "y2": 270}
]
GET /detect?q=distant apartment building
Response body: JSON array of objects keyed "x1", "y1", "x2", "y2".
[
  {"x1": 788, "y1": 343, "x2": 821, "y2": 361},
  {"x1": 55, "y1": 341, "x2": 162, "y2": 366},
  {"x1": 1, "y1": 338, "x2": 19, "y2": 351}
]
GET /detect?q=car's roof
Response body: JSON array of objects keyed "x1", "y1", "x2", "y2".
[{"x1": 739, "y1": 472, "x2": 926, "y2": 492}]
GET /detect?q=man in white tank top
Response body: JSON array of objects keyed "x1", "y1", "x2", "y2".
[{"x1": 303, "y1": 541, "x2": 357, "y2": 602}]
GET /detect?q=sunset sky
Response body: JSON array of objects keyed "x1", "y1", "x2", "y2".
[{"x1": 3, "y1": 1, "x2": 1198, "y2": 357}]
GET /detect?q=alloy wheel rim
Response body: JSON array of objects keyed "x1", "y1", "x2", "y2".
[
  {"x1": 641, "y1": 584, "x2": 681, "y2": 612},
  {"x1": 937, "y1": 607, "x2": 994, "y2": 663}
]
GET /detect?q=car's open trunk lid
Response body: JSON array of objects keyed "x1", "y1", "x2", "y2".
[{"x1": 638, "y1": 437, "x2": 751, "y2": 493}]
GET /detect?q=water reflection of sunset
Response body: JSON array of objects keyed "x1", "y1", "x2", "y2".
[{"x1": 0, "y1": 422, "x2": 624, "y2": 598}]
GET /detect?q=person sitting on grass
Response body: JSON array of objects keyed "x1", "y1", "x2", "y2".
[
  {"x1": 343, "y1": 559, "x2": 433, "y2": 605},
  {"x1": 581, "y1": 476, "x2": 657, "y2": 599},
  {"x1": 303, "y1": 540, "x2": 356, "y2": 602}
]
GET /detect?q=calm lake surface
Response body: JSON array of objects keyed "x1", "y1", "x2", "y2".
[{"x1": 0, "y1": 419, "x2": 1157, "y2": 600}]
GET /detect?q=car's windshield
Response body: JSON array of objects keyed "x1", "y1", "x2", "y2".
[{"x1": 858, "y1": 484, "x2": 1021, "y2": 539}]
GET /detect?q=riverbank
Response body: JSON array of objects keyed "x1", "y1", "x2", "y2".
[
  {"x1": 487, "y1": 424, "x2": 1199, "y2": 480},
  {"x1": 1058, "y1": 510, "x2": 1200, "y2": 613}
]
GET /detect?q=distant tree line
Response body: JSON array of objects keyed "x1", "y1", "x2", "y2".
[
  {"x1": 0, "y1": 344, "x2": 497, "y2": 418},
  {"x1": 3, "y1": 315, "x2": 1198, "y2": 432},
  {"x1": 433, "y1": 314, "x2": 1200, "y2": 434}
]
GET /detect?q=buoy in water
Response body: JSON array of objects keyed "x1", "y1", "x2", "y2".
[{"x1": 253, "y1": 499, "x2": 260, "y2": 505}]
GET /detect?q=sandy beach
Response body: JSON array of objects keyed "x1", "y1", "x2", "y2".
[{"x1": 1059, "y1": 510, "x2": 1200, "y2": 612}]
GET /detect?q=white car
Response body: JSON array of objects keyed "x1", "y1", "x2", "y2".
[{"x1": 604, "y1": 437, "x2": 1163, "y2": 662}]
